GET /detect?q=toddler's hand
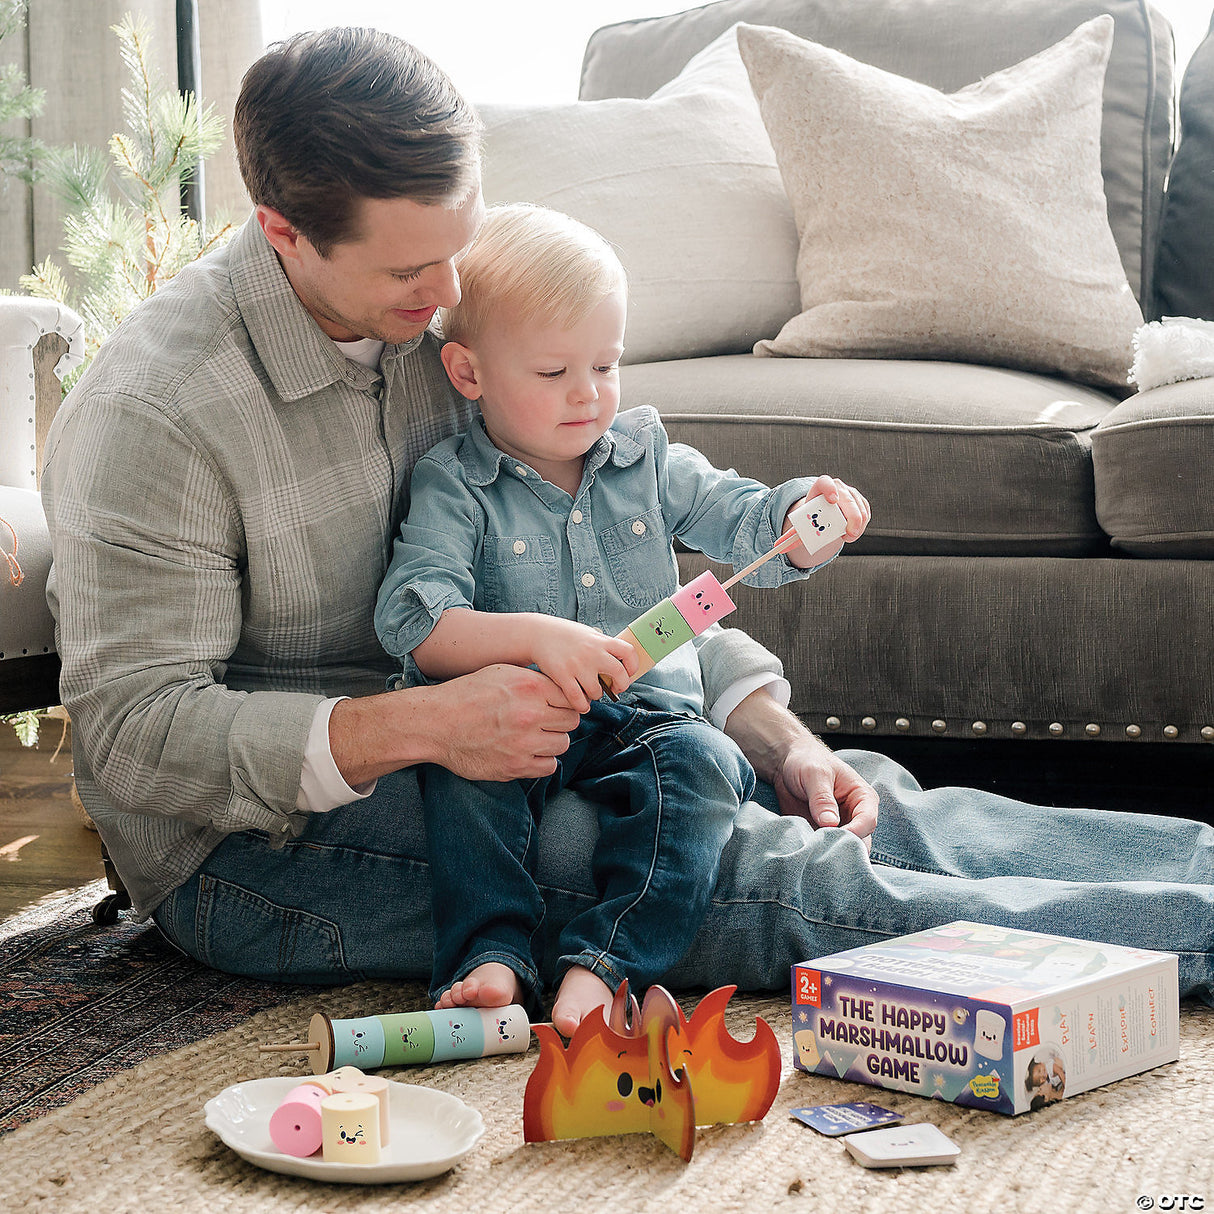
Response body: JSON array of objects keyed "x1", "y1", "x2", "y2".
[
  {"x1": 783, "y1": 475, "x2": 871, "y2": 568},
  {"x1": 530, "y1": 618, "x2": 639, "y2": 713}
]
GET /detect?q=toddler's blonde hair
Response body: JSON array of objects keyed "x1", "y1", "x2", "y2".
[{"x1": 440, "y1": 203, "x2": 626, "y2": 346}]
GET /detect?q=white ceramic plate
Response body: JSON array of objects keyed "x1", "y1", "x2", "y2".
[{"x1": 204, "y1": 1076, "x2": 485, "y2": 1184}]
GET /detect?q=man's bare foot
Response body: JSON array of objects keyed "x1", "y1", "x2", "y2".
[
  {"x1": 551, "y1": 965, "x2": 613, "y2": 1037},
  {"x1": 436, "y1": 962, "x2": 524, "y2": 1010}
]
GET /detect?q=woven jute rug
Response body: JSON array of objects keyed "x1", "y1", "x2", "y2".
[{"x1": 3, "y1": 977, "x2": 1212, "y2": 1212}]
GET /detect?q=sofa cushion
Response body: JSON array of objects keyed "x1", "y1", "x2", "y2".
[
  {"x1": 0, "y1": 486, "x2": 56, "y2": 659},
  {"x1": 1154, "y1": 11, "x2": 1214, "y2": 321},
  {"x1": 580, "y1": 0, "x2": 1174, "y2": 313},
  {"x1": 735, "y1": 18, "x2": 1143, "y2": 392},
  {"x1": 622, "y1": 356, "x2": 1115, "y2": 556},
  {"x1": 475, "y1": 25, "x2": 799, "y2": 364},
  {"x1": 1091, "y1": 377, "x2": 1214, "y2": 556}
]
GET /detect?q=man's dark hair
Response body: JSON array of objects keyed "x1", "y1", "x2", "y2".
[{"x1": 234, "y1": 27, "x2": 482, "y2": 255}]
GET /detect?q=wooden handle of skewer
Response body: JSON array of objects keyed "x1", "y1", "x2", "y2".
[
  {"x1": 720, "y1": 527, "x2": 801, "y2": 591},
  {"x1": 259, "y1": 1041, "x2": 323, "y2": 1054}
]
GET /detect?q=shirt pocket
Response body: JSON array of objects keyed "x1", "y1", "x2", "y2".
[
  {"x1": 480, "y1": 534, "x2": 560, "y2": 615},
  {"x1": 599, "y1": 506, "x2": 678, "y2": 611}
]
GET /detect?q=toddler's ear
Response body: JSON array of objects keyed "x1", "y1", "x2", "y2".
[{"x1": 440, "y1": 341, "x2": 482, "y2": 400}]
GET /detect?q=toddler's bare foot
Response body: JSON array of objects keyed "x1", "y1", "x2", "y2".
[
  {"x1": 551, "y1": 965, "x2": 613, "y2": 1037},
  {"x1": 436, "y1": 962, "x2": 524, "y2": 1010}
]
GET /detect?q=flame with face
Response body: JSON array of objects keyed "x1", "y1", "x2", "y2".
[{"x1": 523, "y1": 983, "x2": 779, "y2": 1161}]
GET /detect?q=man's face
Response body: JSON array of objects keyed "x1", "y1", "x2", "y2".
[{"x1": 268, "y1": 190, "x2": 486, "y2": 344}]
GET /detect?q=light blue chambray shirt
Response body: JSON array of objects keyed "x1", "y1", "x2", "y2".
[{"x1": 375, "y1": 406, "x2": 820, "y2": 716}]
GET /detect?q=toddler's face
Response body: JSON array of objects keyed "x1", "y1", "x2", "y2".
[{"x1": 471, "y1": 289, "x2": 626, "y2": 477}]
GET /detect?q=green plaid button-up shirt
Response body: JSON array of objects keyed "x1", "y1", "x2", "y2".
[{"x1": 41, "y1": 216, "x2": 782, "y2": 917}]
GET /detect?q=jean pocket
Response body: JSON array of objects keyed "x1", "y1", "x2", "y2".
[{"x1": 195, "y1": 874, "x2": 349, "y2": 980}]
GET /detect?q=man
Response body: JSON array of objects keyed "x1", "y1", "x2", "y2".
[{"x1": 42, "y1": 28, "x2": 1214, "y2": 1004}]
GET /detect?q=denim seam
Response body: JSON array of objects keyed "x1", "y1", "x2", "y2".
[
  {"x1": 560, "y1": 949, "x2": 628, "y2": 991},
  {"x1": 868, "y1": 851, "x2": 949, "y2": 876},
  {"x1": 598, "y1": 734, "x2": 664, "y2": 961},
  {"x1": 704, "y1": 891, "x2": 901, "y2": 944}
]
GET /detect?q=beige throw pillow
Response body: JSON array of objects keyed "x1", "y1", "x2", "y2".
[
  {"x1": 476, "y1": 26, "x2": 799, "y2": 365},
  {"x1": 737, "y1": 18, "x2": 1144, "y2": 390}
]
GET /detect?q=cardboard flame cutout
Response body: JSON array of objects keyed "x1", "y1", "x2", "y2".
[{"x1": 523, "y1": 984, "x2": 781, "y2": 1161}]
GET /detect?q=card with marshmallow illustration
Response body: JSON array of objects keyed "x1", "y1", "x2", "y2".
[{"x1": 787, "y1": 494, "x2": 848, "y2": 558}]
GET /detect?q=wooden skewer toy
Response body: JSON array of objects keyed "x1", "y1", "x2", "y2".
[
  {"x1": 259, "y1": 1005, "x2": 533, "y2": 1074},
  {"x1": 600, "y1": 494, "x2": 848, "y2": 694}
]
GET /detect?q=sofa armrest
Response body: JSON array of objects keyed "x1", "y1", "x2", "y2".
[
  {"x1": 1091, "y1": 376, "x2": 1214, "y2": 556},
  {"x1": 0, "y1": 297, "x2": 85, "y2": 490}
]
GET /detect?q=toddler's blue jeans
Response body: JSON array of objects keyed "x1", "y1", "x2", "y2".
[{"x1": 420, "y1": 699, "x2": 754, "y2": 1011}]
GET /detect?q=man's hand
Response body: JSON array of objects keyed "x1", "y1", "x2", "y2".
[
  {"x1": 722, "y1": 686, "x2": 878, "y2": 843},
  {"x1": 328, "y1": 664, "x2": 582, "y2": 786},
  {"x1": 428, "y1": 664, "x2": 585, "y2": 780},
  {"x1": 771, "y1": 730, "x2": 878, "y2": 845}
]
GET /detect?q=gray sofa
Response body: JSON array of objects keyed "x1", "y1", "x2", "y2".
[{"x1": 543, "y1": 0, "x2": 1212, "y2": 753}]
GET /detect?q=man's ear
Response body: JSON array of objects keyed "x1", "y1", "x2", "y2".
[
  {"x1": 255, "y1": 204, "x2": 306, "y2": 261},
  {"x1": 440, "y1": 341, "x2": 483, "y2": 400}
]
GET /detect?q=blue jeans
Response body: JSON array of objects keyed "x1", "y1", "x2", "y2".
[
  {"x1": 421, "y1": 700, "x2": 754, "y2": 1011},
  {"x1": 152, "y1": 749, "x2": 1214, "y2": 1005}
]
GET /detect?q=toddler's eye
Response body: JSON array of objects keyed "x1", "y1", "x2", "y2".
[
  {"x1": 595, "y1": 364, "x2": 618, "y2": 374},
  {"x1": 537, "y1": 369, "x2": 565, "y2": 379}
]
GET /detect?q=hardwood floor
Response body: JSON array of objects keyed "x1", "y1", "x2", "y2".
[{"x1": 0, "y1": 722, "x2": 103, "y2": 919}]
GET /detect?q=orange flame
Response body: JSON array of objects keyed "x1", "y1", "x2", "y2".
[{"x1": 523, "y1": 983, "x2": 779, "y2": 1161}]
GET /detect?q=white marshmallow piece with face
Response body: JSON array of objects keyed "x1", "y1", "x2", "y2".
[
  {"x1": 787, "y1": 494, "x2": 848, "y2": 558},
  {"x1": 974, "y1": 1009, "x2": 1006, "y2": 1060}
]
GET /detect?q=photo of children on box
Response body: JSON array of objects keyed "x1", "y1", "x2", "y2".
[{"x1": 791, "y1": 922, "x2": 1179, "y2": 1116}]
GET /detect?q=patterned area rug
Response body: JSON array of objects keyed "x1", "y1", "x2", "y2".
[{"x1": 0, "y1": 881, "x2": 318, "y2": 1133}]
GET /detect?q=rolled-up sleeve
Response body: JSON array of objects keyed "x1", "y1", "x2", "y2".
[
  {"x1": 43, "y1": 392, "x2": 321, "y2": 836},
  {"x1": 374, "y1": 454, "x2": 482, "y2": 658},
  {"x1": 655, "y1": 426, "x2": 818, "y2": 589}
]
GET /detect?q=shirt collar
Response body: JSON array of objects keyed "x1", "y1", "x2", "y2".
[
  {"x1": 228, "y1": 214, "x2": 424, "y2": 402},
  {"x1": 457, "y1": 413, "x2": 648, "y2": 487}
]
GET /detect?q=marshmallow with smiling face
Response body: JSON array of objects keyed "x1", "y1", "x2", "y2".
[
  {"x1": 321, "y1": 1091, "x2": 382, "y2": 1164},
  {"x1": 669, "y1": 571, "x2": 737, "y2": 635},
  {"x1": 787, "y1": 494, "x2": 849, "y2": 559}
]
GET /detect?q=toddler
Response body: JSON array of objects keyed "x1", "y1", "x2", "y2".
[{"x1": 375, "y1": 204, "x2": 869, "y2": 1034}]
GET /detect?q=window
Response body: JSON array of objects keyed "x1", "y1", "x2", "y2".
[{"x1": 259, "y1": 1, "x2": 1208, "y2": 104}]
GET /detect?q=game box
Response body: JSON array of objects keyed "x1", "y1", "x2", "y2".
[{"x1": 791, "y1": 922, "x2": 1179, "y2": 1115}]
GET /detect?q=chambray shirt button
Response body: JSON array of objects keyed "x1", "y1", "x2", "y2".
[
  {"x1": 581, "y1": 573, "x2": 596, "y2": 587},
  {"x1": 515, "y1": 464, "x2": 528, "y2": 477},
  {"x1": 570, "y1": 510, "x2": 583, "y2": 523},
  {"x1": 513, "y1": 540, "x2": 527, "y2": 555},
  {"x1": 632, "y1": 520, "x2": 647, "y2": 535}
]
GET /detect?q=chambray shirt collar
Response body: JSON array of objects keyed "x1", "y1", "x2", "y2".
[
  {"x1": 228, "y1": 215, "x2": 424, "y2": 403},
  {"x1": 456, "y1": 413, "x2": 648, "y2": 489}
]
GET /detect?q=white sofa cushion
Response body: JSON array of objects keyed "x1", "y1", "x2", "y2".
[{"x1": 476, "y1": 26, "x2": 799, "y2": 364}]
